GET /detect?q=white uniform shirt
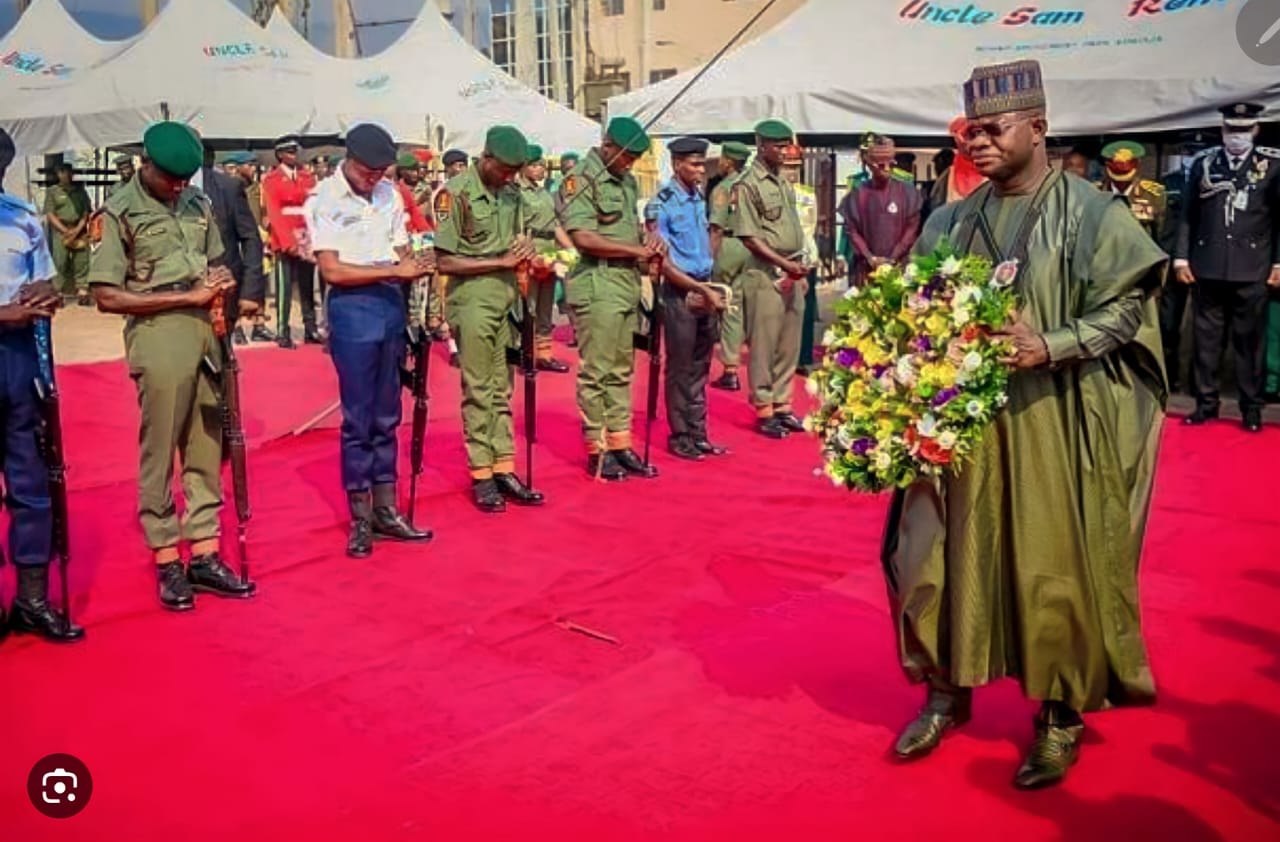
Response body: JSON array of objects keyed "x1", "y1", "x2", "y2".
[
  {"x1": 305, "y1": 169, "x2": 407, "y2": 267},
  {"x1": 0, "y1": 194, "x2": 56, "y2": 306}
]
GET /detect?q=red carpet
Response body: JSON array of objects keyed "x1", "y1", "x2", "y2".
[{"x1": 2, "y1": 337, "x2": 1278, "y2": 841}]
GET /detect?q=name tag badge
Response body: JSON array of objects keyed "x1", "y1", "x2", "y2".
[
  {"x1": 1233, "y1": 191, "x2": 1249, "y2": 211},
  {"x1": 887, "y1": 201, "x2": 899, "y2": 214}
]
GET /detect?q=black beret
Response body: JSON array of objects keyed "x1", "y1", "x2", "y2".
[
  {"x1": 442, "y1": 149, "x2": 468, "y2": 166},
  {"x1": 345, "y1": 123, "x2": 398, "y2": 169},
  {"x1": 668, "y1": 137, "x2": 708, "y2": 157}
]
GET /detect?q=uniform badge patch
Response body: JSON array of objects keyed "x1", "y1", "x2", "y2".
[
  {"x1": 713, "y1": 189, "x2": 728, "y2": 210},
  {"x1": 563, "y1": 175, "x2": 577, "y2": 197},
  {"x1": 434, "y1": 190, "x2": 452, "y2": 223}
]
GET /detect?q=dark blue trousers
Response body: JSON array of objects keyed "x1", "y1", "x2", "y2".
[
  {"x1": 328, "y1": 284, "x2": 406, "y2": 492},
  {"x1": 0, "y1": 328, "x2": 52, "y2": 567}
]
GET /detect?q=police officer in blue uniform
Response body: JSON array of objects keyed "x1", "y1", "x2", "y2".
[
  {"x1": 1177, "y1": 102, "x2": 1280, "y2": 433},
  {"x1": 649, "y1": 137, "x2": 729, "y2": 461},
  {"x1": 0, "y1": 128, "x2": 83, "y2": 642},
  {"x1": 307, "y1": 124, "x2": 435, "y2": 557}
]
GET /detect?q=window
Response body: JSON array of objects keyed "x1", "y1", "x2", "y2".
[
  {"x1": 604, "y1": 0, "x2": 625, "y2": 16},
  {"x1": 535, "y1": 0, "x2": 553, "y2": 97},
  {"x1": 653, "y1": 0, "x2": 665, "y2": 9},
  {"x1": 490, "y1": 0, "x2": 516, "y2": 76},
  {"x1": 559, "y1": 0, "x2": 575, "y2": 108},
  {"x1": 649, "y1": 68, "x2": 677, "y2": 83}
]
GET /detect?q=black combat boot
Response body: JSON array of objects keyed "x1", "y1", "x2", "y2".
[
  {"x1": 611, "y1": 448, "x2": 659, "y2": 479},
  {"x1": 9, "y1": 565, "x2": 85, "y2": 642},
  {"x1": 348, "y1": 490, "x2": 374, "y2": 559},
  {"x1": 371, "y1": 484, "x2": 433, "y2": 542},
  {"x1": 188, "y1": 553, "x2": 256, "y2": 598},
  {"x1": 494, "y1": 472, "x2": 545, "y2": 506}
]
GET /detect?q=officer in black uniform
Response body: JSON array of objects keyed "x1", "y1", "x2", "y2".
[{"x1": 1177, "y1": 103, "x2": 1280, "y2": 433}]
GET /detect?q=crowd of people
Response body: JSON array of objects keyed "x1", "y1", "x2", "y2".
[{"x1": 0, "y1": 53, "x2": 1275, "y2": 792}]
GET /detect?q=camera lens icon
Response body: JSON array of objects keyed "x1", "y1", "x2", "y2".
[{"x1": 28, "y1": 754, "x2": 92, "y2": 819}]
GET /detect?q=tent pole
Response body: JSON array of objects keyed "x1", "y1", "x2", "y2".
[{"x1": 161, "y1": 102, "x2": 171, "y2": 121}]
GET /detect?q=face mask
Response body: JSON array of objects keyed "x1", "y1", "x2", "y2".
[{"x1": 1223, "y1": 132, "x2": 1254, "y2": 158}]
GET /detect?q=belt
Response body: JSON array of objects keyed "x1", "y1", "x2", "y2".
[
  {"x1": 136, "y1": 282, "x2": 193, "y2": 294},
  {"x1": 583, "y1": 257, "x2": 638, "y2": 270}
]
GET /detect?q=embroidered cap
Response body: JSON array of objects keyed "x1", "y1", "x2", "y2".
[
  {"x1": 1101, "y1": 140, "x2": 1145, "y2": 182},
  {"x1": 963, "y1": 60, "x2": 1046, "y2": 119},
  {"x1": 1221, "y1": 102, "x2": 1264, "y2": 129}
]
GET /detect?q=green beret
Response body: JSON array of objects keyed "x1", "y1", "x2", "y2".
[
  {"x1": 525, "y1": 144, "x2": 545, "y2": 164},
  {"x1": 561, "y1": 151, "x2": 579, "y2": 163},
  {"x1": 754, "y1": 119, "x2": 794, "y2": 141},
  {"x1": 720, "y1": 141, "x2": 752, "y2": 162},
  {"x1": 113, "y1": 154, "x2": 133, "y2": 167},
  {"x1": 397, "y1": 152, "x2": 419, "y2": 169},
  {"x1": 485, "y1": 125, "x2": 529, "y2": 167},
  {"x1": 143, "y1": 121, "x2": 203, "y2": 179},
  {"x1": 1100, "y1": 140, "x2": 1145, "y2": 161},
  {"x1": 606, "y1": 116, "x2": 651, "y2": 155},
  {"x1": 227, "y1": 151, "x2": 256, "y2": 165}
]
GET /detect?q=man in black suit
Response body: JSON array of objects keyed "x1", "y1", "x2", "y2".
[
  {"x1": 1177, "y1": 103, "x2": 1280, "y2": 433},
  {"x1": 197, "y1": 145, "x2": 265, "y2": 345}
]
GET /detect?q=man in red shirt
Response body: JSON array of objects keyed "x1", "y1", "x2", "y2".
[
  {"x1": 395, "y1": 154, "x2": 432, "y2": 234},
  {"x1": 262, "y1": 135, "x2": 321, "y2": 347},
  {"x1": 838, "y1": 133, "x2": 922, "y2": 287}
]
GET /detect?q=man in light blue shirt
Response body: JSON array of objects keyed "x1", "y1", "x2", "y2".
[
  {"x1": 649, "y1": 137, "x2": 729, "y2": 461},
  {"x1": 0, "y1": 127, "x2": 83, "y2": 642}
]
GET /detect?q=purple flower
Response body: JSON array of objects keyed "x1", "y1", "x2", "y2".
[
  {"x1": 872, "y1": 364, "x2": 889, "y2": 378},
  {"x1": 836, "y1": 348, "x2": 863, "y2": 368},
  {"x1": 852, "y1": 438, "x2": 875, "y2": 455},
  {"x1": 931, "y1": 387, "x2": 960, "y2": 407},
  {"x1": 914, "y1": 336, "x2": 933, "y2": 353}
]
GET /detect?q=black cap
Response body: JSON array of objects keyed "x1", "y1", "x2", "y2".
[
  {"x1": 1221, "y1": 102, "x2": 1265, "y2": 128},
  {"x1": 274, "y1": 135, "x2": 301, "y2": 151},
  {"x1": 668, "y1": 136, "x2": 709, "y2": 157},
  {"x1": 345, "y1": 123, "x2": 398, "y2": 169},
  {"x1": 0, "y1": 128, "x2": 17, "y2": 170},
  {"x1": 442, "y1": 148, "x2": 468, "y2": 167}
]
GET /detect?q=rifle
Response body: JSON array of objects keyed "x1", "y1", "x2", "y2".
[
  {"x1": 31, "y1": 317, "x2": 71, "y2": 626},
  {"x1": 207, "y1": 292, "x2": 251, "y2": 586},
  {"x1": 633, "y1": 256, "x2": 664, "y2": 469},
  {"x1": 516, "y1": 257, "x2": 537, "y2": 488},
  {"x1": 402, "y1": 234, "x2": 434, "y2": 528}
]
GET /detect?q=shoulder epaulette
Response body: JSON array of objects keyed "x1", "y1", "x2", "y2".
[
  {"x1": 0, "y1": 193, "x2": 36, "y2": 214},
  {"x1": 657, "y1": 187, "x2": 674, "y2": 202},
  {"x1": 1256, "y1": 146, "x2": 1280, "y2": 159},
  {"x1": 1139, "y1": 179, "x2": 1165, "y2": 194}
]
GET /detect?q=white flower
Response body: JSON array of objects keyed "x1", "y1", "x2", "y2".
[
  {"x1": 966, "y1": 399, "x2": 984, "y2": 417},
  {"x1": 822, "y1": 328, "x2": 837, "y2": 346},
  {"x1": 805, "y1": 377, "x2": 820, "y2": 397},
  {"x1": 874, "y1": 451, "x2": 893, "y2": 472},
  {"x1": 955, "y1": 369, "x2": 972, "y2": 386},
  {"x1": 836, "y1": 427, "x2": 854, "y2": 448},
  {"x1": 916, "y1": 413, "x2": 939, "y2": 438},
  {"x1": 938, "y1": 431, "x2": 958, "y2": 449},
  {"x1": 850, "y1": 316, "x2": 871, "y2": 334},
  {"x1": 878, "y1": 372, "x2": 896, "y2": 391},
  {"x1": 895, "y1": 355, "x2": 917, "y2": 386},
  {"x1": 843, "y1": 285, "x2": 861, "y2": 299},
  {"x1": 906, "y1": 293, "x2": 931, "y2": 314},
  {"x1": 903, "y1": 262, "x2": 920, "y2": 281},
  {"x1": 939, "y1": 256, "x2": 963, "y2": 277},
  {"x1": 963, "y1": 351, "x2": 983, "y2": 372},
  {"x1": 953, "y1": 285, "x2": 981, "y2": 306},
  {"x1": 952, "y1": 305, "x2": 972, "y2": 326}
]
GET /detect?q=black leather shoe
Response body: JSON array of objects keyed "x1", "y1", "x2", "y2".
[
  {"x1": 157, "y1": 561, "x2": 195, "y2": 611},
  {"x1": 667, "y1": 437, "x2": 705, "y2": 461},
  {"x1": 757, "y1": 416, "x2": 789, "y2": 439},
  {"x1": 188, "y1": 554, "x2": 256, "y2": 598},
  {"x1": 372, "y1": 506, "x2": 433, "y2": 542},
  {"x1": 612, "y1": 448, "x2": 659, "y2": 478},
  {"x1": 536, "y1": 358, "x2": 571, "y2": 373},
  {"x1": 774, "y1": 411, "x2": 806, "y2": 433},
  {"x1": 251, "y1": 324, "x2": 276, "y2": 342},
  {"x1": 277, "y1": 330, "x2": 297, "y2": 350},
  {"x1": 347, "y1": 519, "x2": 374, "y2": 558},
  {"x1": 1014, "y1": 714, "x2": 1083, "y2": 790},
  {"x1": 711, "y1": 372, "x2": 740, "y2": 391},
  {"x1": 587, "y1": 452, "x2": 628, "y2": 482},
  {"x1": 9, "y1": 566, "x2": 85, "y2": 643},
  {"x1": 494, "y1": 472, "x2": 545, "y2": 506},
  {"x1": 1183, "y1": 407, "x2": 1218, "y2": 426},
  {"x1": 472, "y1": 478, "x2": 507, "y2": 513},
  {"x1": 232, "y1": 326, "x2": 248, "y2": 346},
  {"x1": 1243, "y1": 408, "x2": 1263, "y2": 433},
  {"x1": 693, "y1": 439, "x2": 729, "y2": 456},
  {"x1": 76, "y1": 294, "x2": 93, "y2": 307},
  {"x1": 893, "y1": 687, "x2": 972, "y2": 760}
]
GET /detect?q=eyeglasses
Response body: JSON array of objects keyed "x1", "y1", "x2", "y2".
[{"x1": 962, "y1": 116, "x2": 1030, "y2": 143}]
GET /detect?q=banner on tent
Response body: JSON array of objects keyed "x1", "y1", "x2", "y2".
[
  {"x1": 203, "y1": 42, "x2": 290, "y2": 61},
  {"x1": 1, "y1": 50, "x2": 73, "y2": 78}
]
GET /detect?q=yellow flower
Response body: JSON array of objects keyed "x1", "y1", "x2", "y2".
[
  {"x1": 924, "y1": 313, "x2": 949, "y2": 335},
  {"x1": 877, "y1": 416, "x2": 896, "y2": 436}
]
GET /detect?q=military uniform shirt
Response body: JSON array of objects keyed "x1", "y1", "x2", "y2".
[
  {"x1": 88, "y1": 177, "x2": 224, "y2": 293},
  {"x1": 43, "y1": 183, "x2": 91, "y2": 226},
  {"x1": 0, "y1": 194, "x2": 56, "y2": 305},
  {"x1": 652, "y1": 179, "x2": 713, "y2": 278},
  {"x1": 709, "y1": 173, "x2": 741, "y2": 233},
  {"x1": 732, "y1": 159, "x2": 805, "y2": 259},
  {"x1": 559, "y1": 148, "x2": 641, "y2": 247},
  {"x1": 434, "y1": 164, "x2": 522, "y2": 265},
  {"x1": 306, "y1": 171, "x2": 407, "y2": 267},
  {"x1": 518, "y1": 178, "x2": 559, "y2": 242}
]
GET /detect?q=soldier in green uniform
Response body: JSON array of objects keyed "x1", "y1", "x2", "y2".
[
  {"x1": 89, "y1": 122, "x2": 256, "y2": 611},
  {"x1": 43, "y1": 163, "x2": 92, "y2": 306},
  {"x1": 516, "y1": 143, "x2": 575, "y2": 373},
  {"x1": 1097, "y1": 140, "x2": 1166, "y2": 241},
  {"x1": 106, "y1": 155, "x2": 135, "y2": 199},
  {"x1": 559, "y1": 117, "x2": 667, "y2": 480},
  {"x1": 434, "y1": 126, "x2": 545, "y2": 512},
  {"x1": 730, "y1": 119, "x2": 809, "y2": 439},
  {"x1": 709, "y1": 140, "x2": 752, "y2": 392}
]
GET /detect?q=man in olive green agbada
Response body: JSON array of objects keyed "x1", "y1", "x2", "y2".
[
  {"x1": 729, "y1": 119, "x2": 809, "y2": 439},
  {"x1": 43, "y1": 162, "x2": 92, "y2": 306},
  {"x1": 89, "y1": 121, "x2": 256, "y2": 612},
  {"x1": 709, "y1": 140, "x2": 753, "y2": 392},
  {"x1": 516, "y1": 143, "x2": 575, "y2": 373},
  {"x1": 435, "y1": 126, "x2": 546, "y2": 513},
  {"x1": 560, "y1": 116, "x2": 668, "y2": 481}
]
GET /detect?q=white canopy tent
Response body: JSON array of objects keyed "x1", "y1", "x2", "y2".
[
  {"x1": 608, "y1": 0, "x2": 1280, "y2": 137},
  {"x1": 0, "y1": 0, "x2": 137, "y2": 91}
]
